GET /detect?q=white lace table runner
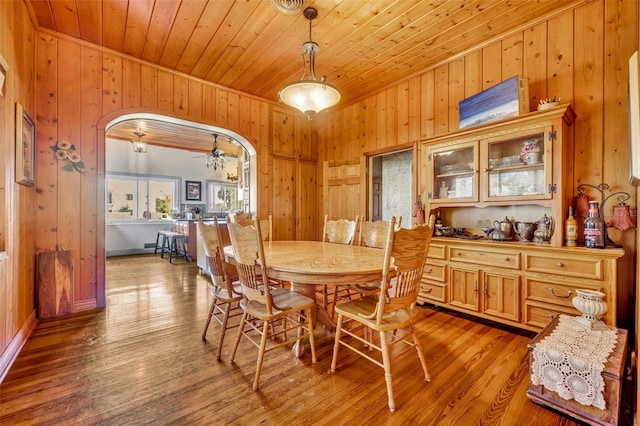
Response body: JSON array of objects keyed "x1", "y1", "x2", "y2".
[{"x1": 531, "y1": 314, "x2": 618, "y2": 409}]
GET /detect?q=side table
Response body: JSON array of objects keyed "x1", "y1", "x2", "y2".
[{"x1": 527, "y1": 315, "x2": 628, "y2": 426}]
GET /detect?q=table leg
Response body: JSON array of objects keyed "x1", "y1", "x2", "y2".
[
  {"x1": 289, "y1": 282, "x2": 337, "y2": 359},
  {"x1": 290, "y1": 282, "x2": 337, "y2": 330}
]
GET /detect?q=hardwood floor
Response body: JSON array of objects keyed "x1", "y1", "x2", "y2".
[{"x1": 0, "y1": 254, "x2": 633, "y2": 425}]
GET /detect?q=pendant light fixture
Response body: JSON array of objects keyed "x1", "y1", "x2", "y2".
[
  {"x1": 278, "y1": 7, "x2": 340, "y2": 119},
  {"x1": 131, "y1": 130, "x2": 148, "y2": 154}
]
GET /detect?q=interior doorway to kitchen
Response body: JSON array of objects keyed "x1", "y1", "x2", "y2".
[{"x1": 368, "y1": 149, "x2": 413, "y2": 228}]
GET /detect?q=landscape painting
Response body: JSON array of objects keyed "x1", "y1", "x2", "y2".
[{"x1": 459, "y1": 75, "x2": 528, "y2": 129}]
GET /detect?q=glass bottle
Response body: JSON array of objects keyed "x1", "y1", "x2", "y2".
[
  {"x1": 564, "y1": 206, "x2": 578, "y2": 247},
  {"x1": 584, "y1": 201, "x2": 606, "y2": 249},
  {"x1": 434, "y1": 211, "x2": 443, "y2": 236}
]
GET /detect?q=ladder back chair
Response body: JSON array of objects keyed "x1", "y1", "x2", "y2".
[
  {"x1": 340, "y1": 216, "x2": 405, "y2": 298},
  {"x1": 232, "y1": 214, "x2": 283, "y2": 289},
  {"x1": 228, "y1": 217, "x2": 317, "y2": 391},
  {"x1": 330, "y1": 215, "x2": 436, "y2": 412},
  {"x1": 318, "y1": 215, "x2": 361, "y2": 314},
  {"x1": 198, "y1": 217, "x2": 244, "y2": 360}
]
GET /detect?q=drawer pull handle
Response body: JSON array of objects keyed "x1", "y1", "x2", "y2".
[
  {"x1": 548, "y1": 314, "x2": 556, "y2": 320},
  {"x1": 548, "y1": 288, "x2": 573, "y2": 299},
  {"x1": 425, "y1": 268, "x2": 433, "y2": 274},
  {"x1": 556, "y1": 262, "x2": 564, "y2": 267},
  {"x1": 504, "y1": 257, "x2": 510, "y2": 261},
  {"x1": 479, "y1": 252, "x2": 485, "y2": 256},
  {"x1": 425, "y1": 288, "x2": 433, "y2": 294}
]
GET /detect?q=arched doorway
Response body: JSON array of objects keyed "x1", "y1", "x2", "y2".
[{"x1": 97, "y1": 111, "x2": 258, "y2": 305}]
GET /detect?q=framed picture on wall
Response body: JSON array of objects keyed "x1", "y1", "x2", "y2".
[
  {"x1": 16, "y1": 103, "x2": 35, "y2": 186},
  {"x1": 185, "y1": 180, "x2": 201, "y2": 201}
]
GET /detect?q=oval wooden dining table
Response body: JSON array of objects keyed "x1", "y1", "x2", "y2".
[{"x1": 223, "y1": 240, "x2": 387, "y2": 331}]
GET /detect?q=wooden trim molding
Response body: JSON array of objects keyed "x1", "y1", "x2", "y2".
[{"x1": 0, "y1": 309, "x2": 37, "y2": 383}]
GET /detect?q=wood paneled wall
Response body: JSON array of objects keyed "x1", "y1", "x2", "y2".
[
  {"x1": 33, "y1": 30, "x2": 288, "y2": 310},
  {"x1": 318, "y1": 0, "x2": 637, "y2": 193},
  {"x1": 316, "y1": 0, "x2": 638, "y2": 260},
  {"x1": 0, "y1": 0, "x2": 38, "y2": 381}
]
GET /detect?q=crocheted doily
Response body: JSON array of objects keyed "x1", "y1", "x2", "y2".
[{"x1": 530, "y1": 314, "x2": 618, "y2": 409}]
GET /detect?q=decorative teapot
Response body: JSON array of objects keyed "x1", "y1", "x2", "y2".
[
  {"x1": 532, "y1": 214, "x2": 554, "y2": 244},
  {"x1": 514, "y1": 222, "x2": 536, "y2": 241},
  {"x1": 493, "y1": 217, "x2": 514, "y2": 240}
]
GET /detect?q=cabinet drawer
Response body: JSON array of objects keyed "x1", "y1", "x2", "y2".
[
  {"x1": 427, "y1": 243, "x2": 446, "y2": 260},
  {"x1": 448, "y1": 246, "x2": 520, "y2": 270},
  {"x1": 524, "y1": 254, "x2": 603, "y2": 280},
  {"x1": 422, "y1": 262, "x2": 446, "y2": 282},
  {"x1": 524, "y1": 278, "x2": 602, "y2": 308},
  {"x1": 420, "y1": 282, "x2": 446, "y2": 303},
  {"x1": 524, "y1": 301, "x2": 579, "y2": 329}
]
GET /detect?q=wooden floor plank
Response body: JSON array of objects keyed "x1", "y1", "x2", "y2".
[{"x1": 0, "y1": 254, "x2": 633, "y2": 425}]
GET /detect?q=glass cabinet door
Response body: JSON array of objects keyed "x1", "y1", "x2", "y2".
[
  {"x1": 484, "y1": 131, "x2": 551, "y2": 200},
  {"x1": 430, "y1": 142, "x2": 478, "y2": 202}
]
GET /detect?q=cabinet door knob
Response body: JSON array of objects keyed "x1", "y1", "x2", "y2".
[
  {"x1": 556, "y1": 262, "x2": 564, "y2": 267},
  {"x1": 483, "y1": 168, "x2": 489, "y2": 172},
  {"x1": 548, "y1": 288, "x2": 573, "y2": 299}
]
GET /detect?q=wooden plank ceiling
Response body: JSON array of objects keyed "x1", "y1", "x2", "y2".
[{"x1": 26, "y1": 0, "x2": 583, "y2": 150}]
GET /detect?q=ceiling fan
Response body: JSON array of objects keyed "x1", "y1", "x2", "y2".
[{"x1": 194, "y1": 133, "x2": 227, "y2": 170}]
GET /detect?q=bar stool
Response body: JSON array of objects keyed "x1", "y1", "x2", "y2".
[{"x1": 155, "y1": 231, "x2": 189, "y2": 263}]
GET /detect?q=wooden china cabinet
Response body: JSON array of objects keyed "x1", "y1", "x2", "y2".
[{"x1": 418, "y1": 105, "x2": 631, "y2": 332}]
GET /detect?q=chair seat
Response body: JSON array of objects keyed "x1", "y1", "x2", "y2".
[
  {"x1": 334, "y1": 297, "x2": 415, "y2": 332},
  {"x1": 240, "y1": 290, "x2": 314, "y2": 320},
  {"x1": 210, "y1": 282, "x2": 243, "y2": 302}
]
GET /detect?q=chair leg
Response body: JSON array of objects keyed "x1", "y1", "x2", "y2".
[
  {"x1": 379, "y1": 330, "x2": 396, "y2": 412},
  {"x1": 411, "y1": 322, "x2": 430, "y2": 382},
  {"x1": 201, "y1": 298, "x2": 216, "y2": 340},
  {"x1": 169, "y1": 237, "x2": 176, "y2": 263},
  {"x1": 306, "y1": 307, "x2": 317, "y2": 363},
  {"x1": 160, "y1": 235, "x2": 169, "y2": 259},
  {"x1": 253, "y1": 320, "x2": 270, "y2": 391},
  {"x1": 230, "y1": 311, "x2": 247, "y2": 363},
  {"x1": 216, "y1": 302, "x2": 232, "y2": 360},
  {"x1": 154, "y1": 233, "x2": 162, "y2": 255},
  {"x1": 330, "y1": 314, "x2": 344, "y2": 372}
]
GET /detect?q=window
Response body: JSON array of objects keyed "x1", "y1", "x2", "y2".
[
  {"x1": 106, "y1": 174, "x2": 178, "y2": 221},
  {"x1": 206, "y1": 181, "x2": 241, "y2": 213}
]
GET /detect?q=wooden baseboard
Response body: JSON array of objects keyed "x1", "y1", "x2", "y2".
[{"x1": 0, "y1": 309, "x2": 37, "y2": 383}]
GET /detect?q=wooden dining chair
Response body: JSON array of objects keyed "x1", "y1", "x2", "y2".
[
  {"x1": 228, "y1": 217, "x2": 317, "y2": 391},
  {"x1": 330, "y1": 215, "x2": 435, "y2": 412},
  {"x1": 198, "y1": 217, "x2": 244, "y2": 360},
  {"x1": 318, "y1": 215, "x2": 361, "y2": 314},
  {"x1": 344, "y1": 216, "x2": 405, "y2": 296}
]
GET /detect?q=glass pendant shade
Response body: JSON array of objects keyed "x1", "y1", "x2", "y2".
[
  {"x1": 278, "y1": 8, "x2": 340, "y2": 119},
  {"x1": 131, "y1": 131, "x2": 148, "y2": 153},
  {"x1": 279, "y1": 79, "x2": 341, "y2": 118}
]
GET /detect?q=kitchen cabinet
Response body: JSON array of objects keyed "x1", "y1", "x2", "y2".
[
  {"x1": 419, "y1": 238, "x2": 627, "y2": 332},
  {"x1": 447, "y1": 246, "x2": 521, "y2": 323},
  {"x1": 421, "y1": 104, "x2": 575, "y2": 246}
]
